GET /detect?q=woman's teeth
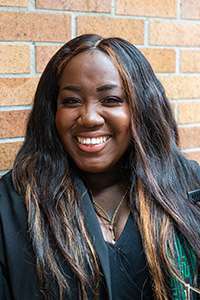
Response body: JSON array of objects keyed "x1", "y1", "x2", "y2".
[{"x1": 76, "y1": 136, "x2": 109, "y2": 145}]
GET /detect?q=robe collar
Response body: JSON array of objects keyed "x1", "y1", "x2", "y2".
[{"x1": 73, "y1": 173, "x2": 112, "y2": 300}]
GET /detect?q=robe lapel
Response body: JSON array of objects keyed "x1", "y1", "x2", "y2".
[{"x1": 73, "y1": 175, "x2": 112, "y2": 300}]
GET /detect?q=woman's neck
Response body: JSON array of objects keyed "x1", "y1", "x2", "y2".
[{"x1": 81, "y1": 166, "x2": 129, "y2": 193}]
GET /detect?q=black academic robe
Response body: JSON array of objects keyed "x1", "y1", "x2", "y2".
[
  {"x1": 0, "y1": 172, "x2": 112, "y2": 300},
  {"x1": 0, "y1": 165, "x2": 200, "y2": 300}
]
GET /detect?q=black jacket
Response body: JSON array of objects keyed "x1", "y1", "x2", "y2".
[
  {"x1": 0, "y1": 164, "x2": 200, "y2": 300},
  {"x1": 0, "y1": 172, "x2": 112, "y2": 300}
]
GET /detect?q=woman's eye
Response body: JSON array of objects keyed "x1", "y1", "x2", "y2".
[
  {"x1": 102, "y1": 97, "x2": 124, "y2": 106},
  {"x1": 59, "y1": 97, "x2": 81, "y2": 107}
]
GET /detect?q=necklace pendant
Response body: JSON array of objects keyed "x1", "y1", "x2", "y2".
[
  {"x1": 93, "y1": 187, "x2": 129, "y2": 246},
  {"x1": 109, "y1": 225, "x2": 113, "y2": 231},
  {"x1": 110, "y1": 227, "x2": 116, "y2": 243}
]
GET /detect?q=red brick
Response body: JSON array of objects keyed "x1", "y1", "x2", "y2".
[
  {"x1": 0, "y1": 45, "x2": 30, "y2": 74},
  {"x1": 0, "y1": 142, "x2": 22, "y2": 171},
  {"x1": 0, "y1": 0, "x2": 27, "y2": 6},
  {"x1": 0, "y1": 110, "x2": 30, "y2": 138},
  {"x1": 159, "y1": 76, "x2": 200, "y2": 100},
  {"x1": 141, "y1": 48, "x2": 176, "y2": 73},
  {"x1": 0, "y1": 12, "x2": 71, "y2": 42},
  {"x1": 181, "y1": 0, "x2": 200, "y2": 19},
  {"x1": 77, "y1": 16, "x2": 144, "y2": 45},
  {"x1": 177, "y1": 102, "x2": 200, "y2": 124},
  {"x1": 180, "y1": 50, "x2": 200, "y2": 73},
  {"x1": 116, "y1": 0, "x2": 176, "y2": 17},
  {"x1": 36, "y1": 0, "x2": 111, "y2": 12},
  {"x1": 36, "y1": 45, "x2": 61, "y2": 73},
  {"x1": 150, "y1": 21, "x2": 200, "y2": 46},
  {"x1": 0, "y1": 78, "x2": 39, "y2": 106},
  {"x1": 179, "y1": 126, "x2": 200, "y2": 149},
  {"x1": 184, "y1": 151, "x2": 200, "y2": 163}
]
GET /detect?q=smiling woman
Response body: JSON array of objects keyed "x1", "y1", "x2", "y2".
[
  {"x1": 0, "y1": 34, "x2": 200, "y2": 300},
  {"x1": 56, "y1": 50, "x2": 130, "y2": 173}
]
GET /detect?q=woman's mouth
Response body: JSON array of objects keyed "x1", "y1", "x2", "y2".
[{"x1": 75, "y1": 135, "x2": 111, "y2": 152}]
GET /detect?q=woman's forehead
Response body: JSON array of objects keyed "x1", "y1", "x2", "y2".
[{"x1": 59, "y1": 50, "x2": 123, "y2": 89}]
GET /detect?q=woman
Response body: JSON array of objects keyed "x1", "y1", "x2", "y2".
[{"x1": 0, "y1": 34, "x2": 200, "y2": 300}]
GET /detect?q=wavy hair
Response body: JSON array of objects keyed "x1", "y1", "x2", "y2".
[{"x1": 13, "y1": 34, "x2": 200, "y2": 299}]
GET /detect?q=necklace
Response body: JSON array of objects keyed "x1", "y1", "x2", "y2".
[{"x1": 92, "y1": 189, "x2": 129, "y2": 244}]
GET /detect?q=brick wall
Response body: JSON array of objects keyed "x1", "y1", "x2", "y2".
[{"x1": 0, "y1": 0, "x2": 200, "y2": 174}]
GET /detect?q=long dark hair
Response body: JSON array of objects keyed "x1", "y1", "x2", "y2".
[{"x1": 13, "y1": 34, "x2": 200, "y2": 299}]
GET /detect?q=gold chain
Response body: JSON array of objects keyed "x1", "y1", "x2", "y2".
[{"x1": 92, "y1": 189, "x2": 129, "y2": 244}]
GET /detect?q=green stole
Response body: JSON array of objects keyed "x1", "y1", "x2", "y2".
[{"x1": 170, "y1": 235, "x2": 198, "y2": 300}]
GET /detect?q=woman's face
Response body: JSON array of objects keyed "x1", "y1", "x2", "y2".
[{"x1": 55, "y1": 50, "x2": 131, "y2": 173}]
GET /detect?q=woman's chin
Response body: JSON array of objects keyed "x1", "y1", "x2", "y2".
[{"x1": 75, "y1": 161, "x2": 113, "y2": 174}]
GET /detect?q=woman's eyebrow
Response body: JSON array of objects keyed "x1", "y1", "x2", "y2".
[
  {"x1": 61, "y1": 85, "x2": 81, "y2": 92},
  {"x1": 60, "y1": 84, "x2": 119, "y2": 92},
  {"x1": 96, "y1": 84, "x2": 119, "y2": 92}
]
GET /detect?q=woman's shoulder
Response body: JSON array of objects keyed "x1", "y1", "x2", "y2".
[
  {"x1": 0, "y1": 170, "x2": 26, "y2": 219},
  {"x1": 0, "y1": 170, "x2": 15, "y2": 190},
  {"x1": 184, "y1": 159, "x2": 200, "y2": 203},
  {"x1": 188, "y1": 159, "x2": 200, "y2": 173},
  {"x1": 0, "y1": 171, "x2": 13, "y2": 206},
  {"x1": 0, "y1": 170, "x2": 16, "y2": 203},
  {"x1": 0, "y1": 170, "x2": 13, "y2": 186}
]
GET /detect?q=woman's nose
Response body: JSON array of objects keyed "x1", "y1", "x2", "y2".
[{"x1": 77, "y1": 104, "x2": 104, "y2": 128}]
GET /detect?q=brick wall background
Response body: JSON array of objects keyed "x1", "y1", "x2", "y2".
[{"x1": 0, "y1": 0, "x2": 200, "y2": 175}]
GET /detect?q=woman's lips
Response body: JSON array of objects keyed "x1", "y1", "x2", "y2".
[{"x1": 75, "y1": 135, "x2": 111, "y2": 153}]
